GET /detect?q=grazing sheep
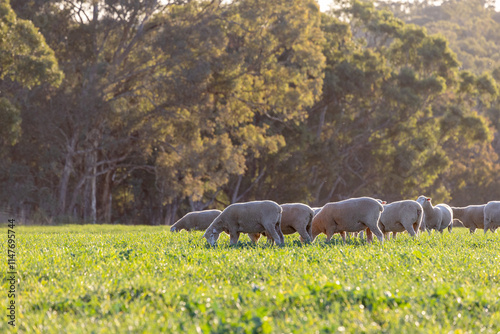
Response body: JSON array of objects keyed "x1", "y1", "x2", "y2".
[
  {"x1": 203, "y1": 200, "x2": 284, "y2": 246},
  {"x1": 378, "y1": 200, "x2": 423, "y2": 239},
  {"x1": 416, "y1": 196, "x2": 453, "y2": 234},
  {"x1": 451, "y1": 205, "x2": 485, "y2": 234},
  {"x1": 311, "y1": 197, "x2": 384, "y2": 243},
  {"x1": 170, "y1": 210, "x2": 222, "y2": 232},
  {"x1": 249, "y1": 203, "x2": 314, "y2": 244},
  {"x1": 484, "y1": 201, "x2": 500, "y2": 234}
]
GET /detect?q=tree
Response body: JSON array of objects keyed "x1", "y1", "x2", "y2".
[{"x1": 0, "y1": 0, "x2": 62, "y2": 153}]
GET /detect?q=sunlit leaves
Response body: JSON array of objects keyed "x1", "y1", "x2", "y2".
[{"x1": 0, "y1": 0, "x2": 63, "y2": 88}]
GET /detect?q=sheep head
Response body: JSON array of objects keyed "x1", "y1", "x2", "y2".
[
  {"x1": 416, "y1": 196, "x2": 431, "y2": 206},
  {"x1": 203, "y1": 227, "x2": 221, "y2": 246}
]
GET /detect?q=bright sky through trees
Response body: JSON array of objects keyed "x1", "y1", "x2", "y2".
[{"x1": 316, "y1": 0, "x2": 500, "y2": 11}]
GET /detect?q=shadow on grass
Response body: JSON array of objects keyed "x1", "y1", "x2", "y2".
[{"x1": 201, "y1": 234, "x2": 393, "y2": 249}]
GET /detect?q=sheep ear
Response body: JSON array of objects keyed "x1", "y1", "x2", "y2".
[
  {"x1": 382, "y1": 201, "x2": 387, "y2": 204},
  {"x1": 426, "y1": 198, "x2": 431, "y2": 201}
]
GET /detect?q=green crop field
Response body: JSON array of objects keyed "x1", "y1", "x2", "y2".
[{"x1": 3, "y1": 225, "x2": 500, "y2": 333}]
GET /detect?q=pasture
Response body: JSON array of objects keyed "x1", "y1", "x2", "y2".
[{"x1": 5, "y1": 225, "x2": 500, "y2": 333}]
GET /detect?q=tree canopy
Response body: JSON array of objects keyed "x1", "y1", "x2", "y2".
[{"x1": 2, "y1": 0, "x2": 499, "y2": 224}]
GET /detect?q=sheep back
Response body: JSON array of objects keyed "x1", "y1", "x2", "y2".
[
  {"x1": 280, "y1": 203, "x2": 314, "y2": 235},
  {"x1": 451, "y1": 205, "x2": 485, "y2": 230},
  {"x1": 213, "y1": 200, "x2": 282, "y2": 234},
  {"x1": 170, "y1": 209, "x2": 222, "y2": 232},
  {"x1": 379, "y1": 200, "x2": 422, "y2": 234},
  {"x1": 312, "y1": 197, "x2": 384, "y2": 236}
]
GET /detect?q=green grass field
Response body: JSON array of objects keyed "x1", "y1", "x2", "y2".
[{"x1": 3, "y1": 225, "x2": 500, "y2": 333}]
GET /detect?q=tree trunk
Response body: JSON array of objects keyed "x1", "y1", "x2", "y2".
[
  {"x1": 91, "y1": 161, "x2": 97, "y2": 224},
  {"x1": 316, "y1": 106, "x2": 327, "y2": 139},
  {"x1": 83, "y1": 176, "x2": 90, "y2": 222},
  {"x1": 58, "y1": 135, "x2": 76, "y2": 215},
  {"x1": 101, "y1": 171, "x2": 114, "y2": 223},
  {"x1": 164, "y1": 198, "x2": 179, "y2": 226}
]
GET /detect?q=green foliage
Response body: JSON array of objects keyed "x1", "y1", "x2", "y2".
[
  {"x1": 9, "y1": 225, "x2": 500, "y2": 332},
  {"x1": 135, "y1": 0, "x2": 326, "y2": 209},
  {"x1": 0, "y1": 0, "x2": 62, "y2": 87},
  {"x1": 0, "y1": 97, "x2": 21, "y2": 147}
]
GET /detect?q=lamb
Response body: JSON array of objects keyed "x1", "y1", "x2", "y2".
[
  {"x1": 416, "y1": 196, "x2": 453, "y2": 234},
  {"x1": 311, "y1": 197, "x2": 384, "y2": 243},
  {"x1": 484, "y1": 201, "x2": 500, "y2": 234},
  {"x1": 248, "y1": 203, "x2": 314, "y2": 243},
  {"x1": 378, "y1": 200, "x2": 423, "y2": 239},
  {"x1": 203, "y1": 200, "x2": 284, "y2": 246},
  {"x1": 451, "y1": 205, "x2": 485, "y2": 234},
  {"x1": 170, "y1": 210, "x2": 222, "y2": 232}
]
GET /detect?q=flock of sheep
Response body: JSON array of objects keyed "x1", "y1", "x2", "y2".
[{"x1": 169, "y1": 197, "x2": 500, "y2": 246}]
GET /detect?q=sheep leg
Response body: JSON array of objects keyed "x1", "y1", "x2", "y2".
[
  {"x1": 265, "y1": 226, "x2": 283, "y2": 246},
  {"x1": 324, "y1": 223, "x2": 337, "y2": 242},
  {"x1": 365, "y1": 222, "x2": 384, "y2": 243},
  {"x1": 311, "y1": 223, "x2": 323, "y2": 242},
  {"x1": 366, "y1": 228, "x2": 373, "y2": 243},
  {"x1": 340, "y1": 231, "x2": 347, "y2": 243},
  {"x1": 448, "y1": 224, "x2": 452, "y2": 233},
  {"x1": 469, "y1": 227, "x2": 476, "y2": 234},
  {"x1": 383, "y1": 232, "x2": 390, "y2": 239},
  {"x1": 404, "y1": 223, "x2": 417, "y2": 237},
  {"x1": 229, "y1": 232, "x2": 240, "y2": 245},
  {"x1": 298, "y1": 226, "x2": 312, "y2": 243},
  {"x1": 484, "y1": 219, "x2": 490, "y2": 234},
  {"x1": 392, "y1": 232, "x2": 398, "y2": 239},
  {"x1": 265, "y1": 232, "x2": 275, "y2": 245},
  {"x1": 413, "y1": 222, "x2": 419, "y2": 236},
  {"x1": 275, "y1": 221, "x2": 285, "y2": 244}
]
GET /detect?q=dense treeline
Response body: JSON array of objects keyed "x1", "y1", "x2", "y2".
[{"x1": 1, "y1": 0, "x2": 499, "y2": 225}]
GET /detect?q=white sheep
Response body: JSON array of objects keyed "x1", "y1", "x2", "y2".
[
  {"x1": 248, "y1": 203, "x2": 314, "y2": 243},
  {"x1": 484, "y1": 201, "x2": 500, "y2": 234},
  {"x1": 311, "y1": 197, "x2": 384, "y2": 243},
  {"x1": 203, "y1": 200, "x2": 284, "y2": 246},
  {"x1": 451, "y1": 205, "x2": 485, "y2": 234},
  {"x1": 170, "y1": 210, "x2": 222, "y2": 232},
  {"x1": 416, "y1": 196, "x2": 453, "y2": 234},
  {"x1": 378, "y1": 200, "x2": 423, "y2": 239}
]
